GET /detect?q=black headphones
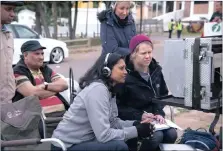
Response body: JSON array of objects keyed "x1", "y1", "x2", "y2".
[{"x1": 102, "y1": 53, "x2": 111, "y2": 77}]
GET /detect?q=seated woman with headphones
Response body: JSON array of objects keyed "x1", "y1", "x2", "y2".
[{"x1": 51, "y1": 53, "x2": 155, "y2": 151}]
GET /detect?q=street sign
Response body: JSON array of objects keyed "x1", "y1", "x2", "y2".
[{"x1": 203, "y1": 22, "x2": 222, "y2": 37}]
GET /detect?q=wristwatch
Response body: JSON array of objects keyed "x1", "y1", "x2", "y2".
[{"x1": 44, "y1": 82, "x2": 48, "y2": 90}]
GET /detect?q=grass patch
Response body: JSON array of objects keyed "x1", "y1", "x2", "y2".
[
  {"x1": 91, "y1": 37, "x2": 101, "y2": 46},
  {"x1": 65, "y1": 39, "x2": 88, "y2": 47}
]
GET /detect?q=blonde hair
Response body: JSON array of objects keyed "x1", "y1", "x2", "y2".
[
  {"x1": 130, "y1": 41, "x2": 153, "y2": 61},
  {"x1": 134, "y1": 41, "x2": 153, "y2": 53},
  {"x1": 112, "y1": 1, "x2": 134, "y2": 9}
]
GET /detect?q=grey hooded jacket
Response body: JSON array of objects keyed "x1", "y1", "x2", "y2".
[
  {"x1": 52, "y1": 81, "x2": 138, "y2": 148},
  {"x1": 98, "y1": 9, "x2": 136, "y2": 56}
]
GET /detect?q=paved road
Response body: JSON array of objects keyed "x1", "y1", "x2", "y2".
[{"x1": 49, "y1": 51, "x2": 101, "y2": 80}]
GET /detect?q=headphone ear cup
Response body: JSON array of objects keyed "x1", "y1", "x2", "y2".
[
  {"x1": 102, "y1": 67, "x2": 111, "y2": 77},
  {"x1": 111, "y1": 2, "x2": 115, "y2": 9}
]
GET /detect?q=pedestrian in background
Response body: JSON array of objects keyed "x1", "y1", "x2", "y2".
[
  {"x1": 210, "y1": 1, "x2": 222, "y2": 22},
  {"x1": 168, "y1": 19, "x2": 175, "y2": 38},
  {"x1": 175, "y1": 19, "x2": 183, "y2": 39}
]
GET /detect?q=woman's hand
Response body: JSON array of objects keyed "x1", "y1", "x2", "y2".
[
  {"x1": 154, "y1": 115, "x2": 165, "y2": 124},
  {"x1": 141, "y1": 113, "x2": 155, "y2": 123}
]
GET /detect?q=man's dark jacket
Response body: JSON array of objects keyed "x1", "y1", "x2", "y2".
[
  {"x1": 12, "y1": 59, "x2": 69, "y2": 110},
  {"x1": 210, "y1": 11, "x2": 222, "y2": 22},
  {"x1": 97, "y1": 9, "x2": 136, "y2": 56},
  {"x1": 116, "y1": 56, "x2": 169, "y2": 121}
]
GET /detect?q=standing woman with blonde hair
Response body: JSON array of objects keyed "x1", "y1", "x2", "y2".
[{"x1": 98, "y1": 1, "x2": 136, "y2": 56}]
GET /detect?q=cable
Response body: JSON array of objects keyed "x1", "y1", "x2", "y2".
[{"x1": 215, "y1": 71, "x2": 222, "y2": 81}]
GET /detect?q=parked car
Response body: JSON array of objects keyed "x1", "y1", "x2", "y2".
[{"x1": 5, "y1": 24, "x2": 69, "y2": 65}]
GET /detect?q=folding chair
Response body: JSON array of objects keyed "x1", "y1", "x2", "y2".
[
  {"x1": 1, "y1": 96, "x2": 66, "y2": 151},
  {"x1": 41, "y1": 67, "x2": 79, "y2": 138}
]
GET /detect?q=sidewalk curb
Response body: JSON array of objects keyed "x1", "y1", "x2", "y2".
[
  {"x1": 69, "y1": 40, "x2": 163, "y2": 54},
  {"x1": 69, "y1": 46, "x2": 101, "y2": 54}
]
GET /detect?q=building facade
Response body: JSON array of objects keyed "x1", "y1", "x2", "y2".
[
  {"x1": 135, "y1": 1, "x2": 219, "y2": 31},
  {"x1": 136, "y1": 1, "x2": 218, "y2": 21}
]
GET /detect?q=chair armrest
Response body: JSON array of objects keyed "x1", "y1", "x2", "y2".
[
  {"x1": 1, "y1": 138, "x2": 41, "y2": 147},
  {"x1": 1, "y1": 138, "x2": 67, "y2": 151}
]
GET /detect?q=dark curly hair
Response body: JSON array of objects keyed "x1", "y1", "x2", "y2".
[{"x1": 79, "y1": 53, "x2": 124, "y2": 90}]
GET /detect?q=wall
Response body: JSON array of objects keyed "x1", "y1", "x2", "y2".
[
  {"x1": 184, "y1": 1, "x2": 191, "y2": 18},
  {"x1": 194, "y1": 3, "x2": 209, "y2": 14},
  {"x1": 17, "y1": 9, "x2": 35, "y2": 29}
]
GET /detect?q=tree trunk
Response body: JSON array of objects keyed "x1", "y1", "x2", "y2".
[
  {"x1": 71, "y1": 1, "x2": 78, "y2": 39},
  {"x1": 52, "y1": 1, "x2": 58, "y2": 39},
  {"x1": 85, "y1": 2, "x2": 89, "y2": 37},
  {"x1": 35, "y1": 6, "x2": 42, "y2": 35},
  {"x1": 97, "y1": 3, "x2": 99, "y2": 36},
  {"x1": 139, "y1": 2, "x2": 143, "y2": 34},
  {"x1": 37, "y1": 2, "x2": 51, "y2": 38},
  {"x1": 68, "y1": 1, "x2": 73, "y2": 39}
]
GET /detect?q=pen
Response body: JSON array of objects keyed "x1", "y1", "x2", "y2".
[{"x1": 144, "y1": 111, "x2": 148, "y2": 114}]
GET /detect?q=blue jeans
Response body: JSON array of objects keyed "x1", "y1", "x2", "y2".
[
  {"x1": 51, "y1": 140, "x2": 129, "y2": 151},
  {"x1": 139, "y1": 128, "x2": 177, "y2": 151}
]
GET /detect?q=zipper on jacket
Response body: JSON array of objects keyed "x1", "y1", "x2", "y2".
[
  {"x1": 149, "y1": 76, "x2": 157, "y2": 97},
  {"x1": 149, "y1": 67, "x2": 160, "y2": 97}
]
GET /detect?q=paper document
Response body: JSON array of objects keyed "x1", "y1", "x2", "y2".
[
  {"x1": 151, "y1": 119, "x2": 183, "y2": 131},
  {"x1": 159, "y1": 144, "x2": 203, "y2": 151}
]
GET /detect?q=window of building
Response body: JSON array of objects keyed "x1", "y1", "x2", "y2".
[
  {"x1": 158, "y1": 2, "x2": 163, "y2": 16},
  {"x1": 194, "y1": 1, "x2": 208, "y2": 4},
  {"x1": 93, "y1": 1, "x2": 99, "y2": 8},
  {"x1": 152, "y1": 3, "x2": 157, "y2": 17},
  {"x1": 166, "y1": 1, "x2": 174, "y2": 13},
  {"x1": 179, "y1": 2, "x2": 182, "y2": 10}
]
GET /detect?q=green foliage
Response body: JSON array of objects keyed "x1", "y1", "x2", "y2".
[
  {"x1": 93, "y1": 1, "x2": 99, "y2": 8},
  {"x1": 14, "y1": 1, "x2": 35, "y2": 14}
]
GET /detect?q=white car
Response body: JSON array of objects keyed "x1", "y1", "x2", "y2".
[{"x1": 5, "y1": 24, "x2": 69, "y2": 65}]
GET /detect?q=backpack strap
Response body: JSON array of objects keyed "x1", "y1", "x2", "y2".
[{"x1": 185, "y1": 140, "x2": 210, "y2": 150}]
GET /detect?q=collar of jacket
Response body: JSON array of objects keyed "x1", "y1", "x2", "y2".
[
  {"x1": 1, "y1": 24, "x2": 10, "y2": 33},
  {"x1": 98, "y1": 9, "x2": 134, "y2": 27},
  {"x1": 125, "y1": 55, "x2": 162, "y2": 83},
  {"x1": 14, "y1": 59, "x2": 50, "y2": 83},
  {"x1": 16, "y1": 59, "x2": 48, "y2": 71}
]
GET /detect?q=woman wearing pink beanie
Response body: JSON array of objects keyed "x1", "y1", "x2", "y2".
[{"x1": 116, "y1": 34, "x2": 177, "y2": 151}]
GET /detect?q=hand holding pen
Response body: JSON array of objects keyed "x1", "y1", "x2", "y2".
[
  {"x1": 142, "y1": 111, "x2": 166, "y2": 124},
  {"x1": 141, "y1": 111, "x2": 156, "y2": 124}
]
